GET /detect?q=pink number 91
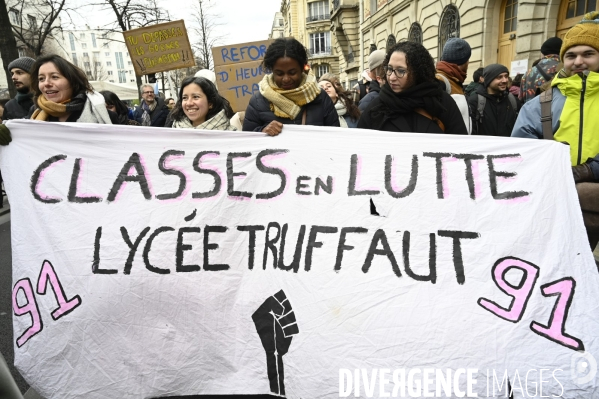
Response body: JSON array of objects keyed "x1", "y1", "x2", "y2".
[
  {"x1": 12, "y1": 260, "x2": 82, "y2": 347},
  {"x1": 478, "y1": 256, "x2": 584, "y2": 351}
]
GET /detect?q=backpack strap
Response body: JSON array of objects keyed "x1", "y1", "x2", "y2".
[
  {"x1": 507, "y1": 93, "x2": 517, "y2": 112},
  {"x1": 539, "y1": 88, "x2": 553, "y2": 140},
  {"x1": 436, "y1": 73, "x2": 452, "y2": 94},
  {"x1": 476, "y1": 94, "x2": 486, "y2": 122},
  {"x1": 536, "y1": 65, "x2": 551, "y2": 81},
  {"x1": 415, "y1": 108, "x2": 446, "y2": 132}
]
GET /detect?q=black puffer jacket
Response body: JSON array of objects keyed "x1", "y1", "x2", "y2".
[
  {"x1": 3, "y1": 93, "x2": 34, "y2": 121},
  {"x1": 358, "y1": 90, "x2": 468, "y2": 135},
  {"x1": 243, "y1": 90, "x2": 340, "y2": 131},
  {"x1": 468, "y1": 85, "x2": 519, "y2": 137}
]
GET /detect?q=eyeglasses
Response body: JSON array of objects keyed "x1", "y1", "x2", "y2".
[
  {"x1": 142, "y1": 91, "x2": 154, "y2": 95},
  {"x1": 385, "y1": 66, "x2": 408, "y2": 78}
]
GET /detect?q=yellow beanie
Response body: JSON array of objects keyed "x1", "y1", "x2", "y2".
[{"x1": 561, "y1": 11, "x2": 599, "y2": 60}]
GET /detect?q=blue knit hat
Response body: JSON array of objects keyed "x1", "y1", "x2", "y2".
[{"x1": 441, "y1": 38, "x2": 472, "y2": 65}]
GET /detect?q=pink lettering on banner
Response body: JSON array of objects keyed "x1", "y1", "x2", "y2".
[
  {"x1": 12, "y1": 278, "x2": 43, "y2": 347},
  {"x1": 478, "y1": 257, "x2": 540, "y2": 322},
  {"x1": 530, "y1": 277, "x2": 584, "y2": 351},
  {"x1": 441, "y1": 156, "x2": 459, "y2": 198},
  {"x1": 37, "y1": 260, "x2": 82, "y2": 320}
]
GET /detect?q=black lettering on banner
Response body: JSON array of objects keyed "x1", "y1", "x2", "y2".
[
  {"x1": 68, "y1": 158, "x2": 102, "y2": 203},
  {"x1": 278, "y1": 224, "x2": 306, "y2": 272},
  {"x1": 362, "y1": 229, "x2": 401, "y2": 277},
  {"x1": 30, "y1": 154, "x2": 67, "y2": 204},
  {"x1": 348, "y1": 154, "x2": 380, "y2": 196},
  {"x1": 402, "y1": 232, "x2": 437, "y2": 283},
  {"x1": 256, "y1": 149, "x2": 289, "y2": 199},
  {"x1": 143, "y1": 227, "x2": 174, "y2": 274},
  {"x1": 454, "y1": 153, "x2": 485, "y2": 200},
  {"x1": 204, "y1": 225, "x2": 229, "y2": 271},
  {"x1": 155, "y1": 150, "x2": 186, "y2": 200},
  {"x1": 92, "y1": 227, "x2": 118, "y2": 274},
  {"x1": 263, "y1": 222, "x2": 281, "y2": 269},
  {"x1": 107, "y1": 153, "x2": 152, "y2": 202},
  {"x1": 227, "y1": 152, "x2": 253, "y2": 198},
  {"x1": 296, "y1": 176, "x2": 311, "y2": 195},
  {"x1": 335, "y1": 227, "x2": 368, "y2": 271},
  {"x1": 423, "y1": 152, "x2": 453, "y2": 199},
  {"x1": 315, "y1": 176, "x2": 333, "y2": 195},
  {"x1": 192, "y1": 151, "x2": 221, "y2": 199},
  {"x1": 437, "y1": 230, "x2": 480, "y2": 284},
  {"x1": 305, "y1": 226, "x2": 338, "y2": 271},
  {"x1": 121, "y1": 226, "x2": 151, "y2": 275},
  {"x1": 176, "y1": 227, "x2": 202, "y2": 272},
  {"x1": 385, "y1": 155, "x2": 418, "y2": 198},
  {"x1": 487, "y1": 154, "x2": 530, "y2": 200},
  {"x1": 237, "y1": 225, "x2": 265, "y2": 270}
]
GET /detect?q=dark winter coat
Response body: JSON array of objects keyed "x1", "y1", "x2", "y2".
[
  {"x1": 3, "y1": 93, "x2": 34, "y2": 121},
  {"x1": 133, "y1": 97, "x2": 169, "y2": 127},
  {"x1": 242, "y1": 90, "x2": 340, "y2": 131},
  {"x1": 468, "y1": 85, "x2": 519, "y2": 137},
  {"x1": 358, "y1": 80, "x2": 381, "y2": 112},
  {"x1": 357, "y1": 84, "x2": 468, "y2": 135}
]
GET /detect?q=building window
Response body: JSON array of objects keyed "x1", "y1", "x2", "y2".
[
  {"x1": 370, "y1": 0, "x2": 377, "y2": 14},
  {"x1": 438, "y1": 5, "x2": 460, "y2": 54},
  {"x1": 69, "y1": 33, "x2": 76, "y2": 51},
  {"x1": 91, "y1": 33, "x2": 97, "y2": 48},
  {"x1": 128, "y1": 61, "x2": 132, "y2": 65},
  {"x1": 115, "y1": 52, "x2": 125, "y2": 69},
  {"x1": 9, "y1": 9, "x2": 20, "y2": 25},
  {"x1": 107, "y1": 61, "x2": 112, "y2": 66},
  {"x1": 82, "y1": 43, "x2": 88, "y2": 49},
  {"x1": 408, "y1": 23, "x2": 423, "y2": 44},
  {"x1": 386, "y1": 34, "x2": 396, "y2": 52},
  {"x1": 28, "y1": 15, "x2": 37, "y2": 30},
  {"x1": 83, "y1": 52, "x2": 89, "y2": 57},
  {"x1": 503, "y1": 0, "x2": 518, "y2": 33},
  {"x1": 118, "y1": 70, "x2": 126, "y2": 83},
  {"x1": 565, "y1": 0, "x2": 596, "y2": 18},
  {"x1": 309, "y1": 32, "x2": 331, "y2": 55},
  {"x1": 105, "y1": 52, "x2": 110, "y2": 56},
  {"x1": 93, "y1": 51, "x2": 100, "y2": 58},
  {"x1": 279, "y1": 18, "x2": 284, "y2": 26},
  {"x1": 130, "y1": 80, "x2": 135, "y2": 82},
  {"x1": 80, "y1": 33, "x2": 85, "y2": 39},
  {"x1": 95, "y1": 62, "x2": 101, "y2": 67},
  {"x1": 72, "y1": 53, "x2": 78, "y2": 66},
  {"x1": 18, "y1": 48, "x2": 26, "y2": 57},
  {"x1": 84, "y1": 62, "x2": 91, "y2": 67},
  {"x1": 314, "y1": 64, "x2": 330, "y2": 79},
  {"x1": 307, "y1": 1, "x2": 329, "y2": 22},
  {"x1": 109, "y1": 80, "x2": 114, "y2": 83},
  {"x1": 108, "y1": 71, "x2": 113, "y2": 75}
]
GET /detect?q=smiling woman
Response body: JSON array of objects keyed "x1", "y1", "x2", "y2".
[
  {"x1": 27, "y1": 54, "x2": 116, "y2": 124},
  {"x1": 242, "y1": 37, "x2": 340, "y2": 135},
  {"x1": 170, "y1": 76, "x2": 236, "y2": 131}
]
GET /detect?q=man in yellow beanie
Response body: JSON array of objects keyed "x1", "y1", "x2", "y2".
[{"x1": 512, "y1": 11, "x2": 599, "y2": 250}]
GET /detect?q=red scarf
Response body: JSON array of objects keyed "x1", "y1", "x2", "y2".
[{"x1": 436, "y1": 61, "x2": 467, "y2": 83}]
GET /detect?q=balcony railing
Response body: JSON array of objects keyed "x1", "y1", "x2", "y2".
[
  {"x1": 346, "y1": 51, "x2": 354, "y2": 63},
  {"x1": 306, "y1": 14, "x2": 328, "y2": 23},
  {"x1": 309, "y1": 47, "x2": 332, "y2": 56},
  {"x1": 332, "y1": 0, "x2": 340, "y2": 12}
]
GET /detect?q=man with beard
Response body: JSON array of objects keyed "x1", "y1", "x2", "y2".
[
  {"x1": 468, "y1": 63, "x2": 519, "y2": 136},
  {"x1": 3, "y1": 57, "x2": 35, "y2": 121},
  {"x1": 133, "y1": 84, "x2": 169, "y2": 127}
]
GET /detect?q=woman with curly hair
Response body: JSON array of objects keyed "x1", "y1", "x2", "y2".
[
  {"x1": 318, "y1": 75, "x2": 360, "y2": 128},
  {"x1": 170, "y1": 76, "x2": 236, "y2": 131},
  {"x1": 358, "y1": 41, "x2": 467, "y2": 135},
  {"x1": 243, "y1": 37, "x2": 339, "y2": 135}
]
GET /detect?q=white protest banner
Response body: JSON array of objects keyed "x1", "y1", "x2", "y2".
[{"x1": 1, "y1": 120, "x2": 598, "y2": 399}]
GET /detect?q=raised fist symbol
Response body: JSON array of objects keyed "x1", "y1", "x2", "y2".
[{"x1": 252, "y1": 290, "x2": 299, "y2": 396}]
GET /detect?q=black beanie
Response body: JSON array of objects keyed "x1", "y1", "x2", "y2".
[
  {"x1": 483, "y1": 64, "x2": 509, "y2": 87},
  {"x1": 540, "y1": 37, "x2": 562, "y2": 56}
]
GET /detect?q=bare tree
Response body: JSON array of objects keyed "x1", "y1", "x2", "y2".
[
  {"x1": 0, "y1": 0, "x2": 20, "y2": 98},
  {"x1": 168, "y1": 55, "x2": 204, "y2": 96},
  {"x1": 74, "y1": 54, "x2": 108, "y2": 81},
  {"x1": 6, "y1": 0, "x2": 71, "y2": 57},
  {"x1": 190, "y1": 0, "x2": 225, "y2": 71},
  {"x1": 86, "y1": 0, "x2": 170, "y2": 97}
]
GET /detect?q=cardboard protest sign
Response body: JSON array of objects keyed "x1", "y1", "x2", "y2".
[
  {"x1": 212, "y1": 40, "x2": 272, "y2": 113},
  {"x1": 2, "y1": 120, "x2": 599, "y2": 398},
  {"x1": 123, "y1": 20, "x2": 195, "y2": 76}
]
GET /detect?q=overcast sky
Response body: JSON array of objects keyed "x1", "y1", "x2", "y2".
[{"x1": 72, "y1": 0, "x2": 282, "y2": 47}]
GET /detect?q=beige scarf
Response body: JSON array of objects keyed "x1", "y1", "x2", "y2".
[{"x1": 259, "y1": 72, "x2": 320, "y2": 119}]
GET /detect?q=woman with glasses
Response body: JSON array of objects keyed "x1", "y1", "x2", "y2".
[
  {"x1": 358, "y1": 42, "x2": 468, "y2": 135},
  {"x1": 243, "y1": 37, "x2": 339, "y2": 135}
]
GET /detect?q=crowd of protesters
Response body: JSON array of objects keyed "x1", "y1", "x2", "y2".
[{"x1": 0, "y1": 11, "x2": 598, "y2": 251}]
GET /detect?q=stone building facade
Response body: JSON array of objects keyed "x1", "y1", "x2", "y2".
[{"x1": 275, "y1": 0, "x2": 595, "y2": 90}]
